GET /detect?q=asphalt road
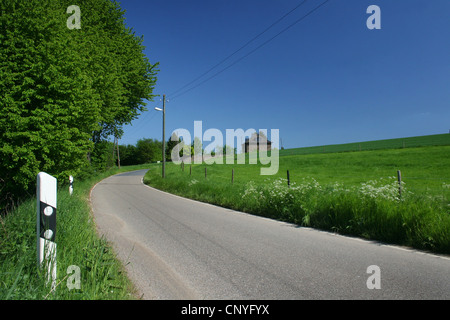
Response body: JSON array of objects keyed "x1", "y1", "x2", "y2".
[{"x1": 90, "y1": 169, "x2": 449, "y2": 300}]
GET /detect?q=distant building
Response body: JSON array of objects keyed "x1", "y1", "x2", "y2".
[{"x1": 242, "y1": 132, "x2": 272, "y2": 153}]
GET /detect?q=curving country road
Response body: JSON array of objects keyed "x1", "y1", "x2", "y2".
[{"x1": 90, "y1": 169, "x2": 449, "y2": 300}]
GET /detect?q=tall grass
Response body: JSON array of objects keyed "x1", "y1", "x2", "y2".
[
  {"x1": 0, "y1": 164, "x2": 150, "y2": 300},
  {"x1": 144, "y1": 146, "x2": 450, "y2": 254}
]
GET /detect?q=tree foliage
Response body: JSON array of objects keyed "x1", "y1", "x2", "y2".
[
  {"x1": 135, "y1": 138, "x2": 162, "y2": 164},
  {"x1": 166, "y1": 132, "x2": 180, "y2": 161},
  {"x1": 0, "y1": 0, "x2": 158, "y2": 211}
]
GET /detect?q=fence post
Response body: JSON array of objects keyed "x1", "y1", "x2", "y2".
[
  {"x1": 37, "y1": 172, "x2": 57, "y2": 290},
  {"x1": 287, "y1": 170, "x2": 290, "y2": 188},
  {"x1": 397, "y1": 170, "x2": 402, "y2": 198},
  {"x1": 69, "y1": 175, "x2": 73, "y2": 196}
]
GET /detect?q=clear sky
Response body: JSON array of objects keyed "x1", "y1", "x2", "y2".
[{"x1": 117, "y1": 0, "x2": 450, "y2": 150}]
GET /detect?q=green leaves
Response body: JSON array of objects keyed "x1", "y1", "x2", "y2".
[{"x1": 0, "y1": 0, "x2": 158, "y2": 211}]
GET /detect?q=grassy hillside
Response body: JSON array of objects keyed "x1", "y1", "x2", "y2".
[
  {"x1": 144, "y1": 145, "x2": 450, "y2": 254},
  {"x1": 280, "y1": 133, "x2": 450, "y2": 156}
]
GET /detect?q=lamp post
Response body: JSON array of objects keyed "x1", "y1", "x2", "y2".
[{"x1": 155, "y1": 94, "x2": 165, "y2": 178}]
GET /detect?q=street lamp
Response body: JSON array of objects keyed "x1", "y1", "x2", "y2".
[{"x1": 155, "y1": 95, "x2": 165, "y2": 178}]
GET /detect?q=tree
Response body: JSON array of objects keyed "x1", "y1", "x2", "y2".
[
  {"x1": 119, "y1": 144, "x2": 138, "y2": 166},
  {"x1": 0, "y1": 0, "x2": 158, "y2": 212},
  {"x1": 191, "y1": 137, "x2": 203, "y2": 161},
  {"x1": 90, "y1": 141, "x2": 116, "y2": 171},
  {"x1": 166, "y1": 132, "x2": 180, "y2": 161},
  {"x1": 224, "y1": 145, "x2": 237, "y2": 158},
  {"x1": 135, "y1": 139, "x2": 162, "y2": 164}
]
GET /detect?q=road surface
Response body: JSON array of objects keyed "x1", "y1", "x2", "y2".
[{"x1": 90, "y1": 169, "x2": 449, "y2": 299}]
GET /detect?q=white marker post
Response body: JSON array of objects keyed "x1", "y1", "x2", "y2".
[
  {"x1": 37, "y1": 172, "x2": 57, "y2": 290},
  {"x1": 69, "y1": 175, "x2": 73, "y2": 196}
]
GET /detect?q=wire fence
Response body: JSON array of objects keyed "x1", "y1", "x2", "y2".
[{"x1": 165, "y1": 134, "x2": 450, "y2": 201}]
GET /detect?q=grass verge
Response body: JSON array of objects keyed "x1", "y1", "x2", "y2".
[
  {"x1": 144, "y1": 146, "x2": 450, "y2": 254},
  {"x1": 0, "y1": 164, "x2": 150, "y2": 300}
]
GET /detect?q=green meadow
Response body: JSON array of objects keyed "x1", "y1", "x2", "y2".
[
  {"x1": 1, "y1": 136, "x2": 449, "y2": 300},
  {"x1": 144, "y1": 145, "x2": 450, "y2": 254},
  {"x1": 280, "y1": 133, "x2": 450, "y2": 156}
]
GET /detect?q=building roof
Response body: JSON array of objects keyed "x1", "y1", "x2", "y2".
[{"x1": 244, "y1": 132, "x2": 271, "y2": 144}]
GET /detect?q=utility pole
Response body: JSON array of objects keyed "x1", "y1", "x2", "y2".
[
  {"x1": 154, "y1": 95, "x2": 166, "y2": 178},
  {"x1": 116, "y1": 137, "x2": 120, "y2": 169},
  {"x1": 162, "y1": 94, "x2": 166, "y2": 178},
  {"x1": 112, "y1": 136, "x2": 116, "y2": 168}
]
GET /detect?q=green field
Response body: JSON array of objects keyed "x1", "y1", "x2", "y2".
[
  {"x1": 280, "y1": 133, "x2": 450, "y2": 156},
  {"x1": 2, "y1": 136, "x2": 449, "y2": 300},
  {"x1": 144, "y1": 144, "x2": 450, "y2": 254}
]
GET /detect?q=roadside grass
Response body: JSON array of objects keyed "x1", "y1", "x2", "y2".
[
  {"x1": 0, "y1": 164, "x2": 152, "y2": 300},
  {"x1": 144, "y1": 146, "x2": 450, "y2": 254}
]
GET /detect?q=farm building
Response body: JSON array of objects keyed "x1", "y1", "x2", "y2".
[{"x1": 242, "y1": 132, "x2": 272, "y2": 153}]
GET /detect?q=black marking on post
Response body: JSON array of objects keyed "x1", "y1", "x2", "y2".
[{"x1": 40, "y1": 201, "x2": 56, "y2": 242}]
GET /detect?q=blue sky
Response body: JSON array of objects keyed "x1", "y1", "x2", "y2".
[{"x1": 118, "y1": 0, "x2": 450, "y2": 150}]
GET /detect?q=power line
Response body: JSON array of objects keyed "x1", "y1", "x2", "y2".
[
  {"x1": 170, "y1": 0, "x2": 331, "y2": 101},
  {"x1": 124, "y1": 0, "x2": 331, "y2": 142},
  {"x1": 168, "y1": 0, "x2": 309, "y2": 98}
]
